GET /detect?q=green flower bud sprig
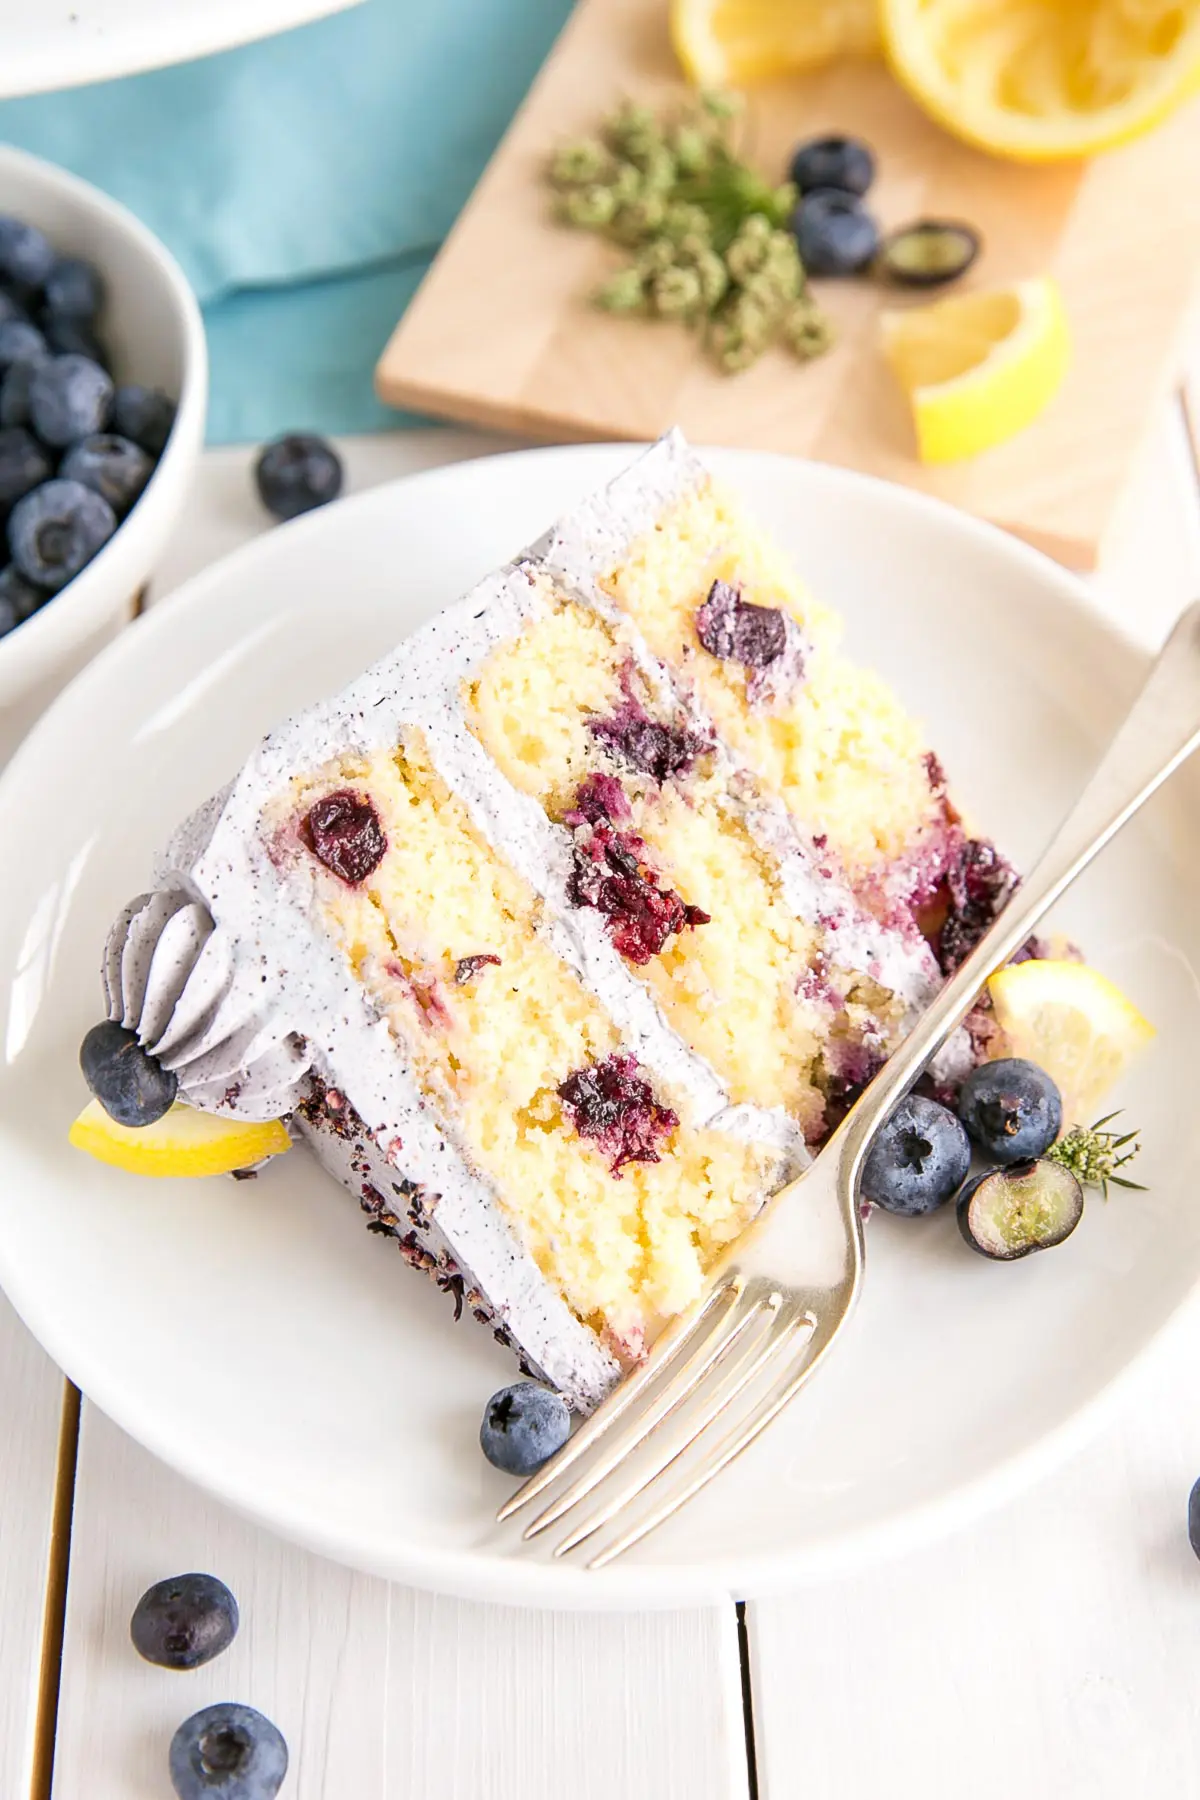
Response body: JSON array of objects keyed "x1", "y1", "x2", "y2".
[{"x1": 547, "y1": 92, "x2": 832, "y2": 375}]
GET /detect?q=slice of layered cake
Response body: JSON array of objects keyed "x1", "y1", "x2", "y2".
[{"x1": 80, "y1": 432, "x2": 1023, "y2": 1411}]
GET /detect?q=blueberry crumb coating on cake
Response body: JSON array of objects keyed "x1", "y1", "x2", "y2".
[{"x1": 94, "y1": 430, "x2": 1032, "y2": 1411}]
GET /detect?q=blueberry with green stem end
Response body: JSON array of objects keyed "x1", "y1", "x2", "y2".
[
  {"x1": 880, "y1": 220, "x2": 981, "y2": 288},
  {"x1": 958, "y1": 1058, "x2": 1062, "y2": 1164},
  {"x1": 131, "y1": 1573, "x2": 239, "y2": 1670},
  {"x1": 957, "y1": 1159, "x2": 1084, "y2": 1260},
  {"x1": 79, "y1": 1020, "x2": 177, "y2": 1126},
  {"x1": 788, "y1": 135, "x2": 875, "y2": 197},
  {"x1": 860, "y1": 1094, "x2": 970, "y2": 1216},
  {"x1": 169, "y1": 1703, "x2": 287, "y2": 1800}
]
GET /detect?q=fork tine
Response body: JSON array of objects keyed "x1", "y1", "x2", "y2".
[
  {"x1": 585, "y1": 1308, "x2": 845, "y2": 1570},
  {"x1": 522, "y1": 1288, "x2": 777, "y2": 1541},
  {"x1": 553, "y1": 1308, "x2": 815, "y2": 1558},
  {"x1": 496, "y1": 1281, "x2": 741, "y2": 1523}
]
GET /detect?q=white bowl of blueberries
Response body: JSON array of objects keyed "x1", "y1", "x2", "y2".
[{"x1": 0, "y1": 145, "x2": 206, "y2": 729}]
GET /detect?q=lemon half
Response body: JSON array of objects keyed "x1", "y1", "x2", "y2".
[
  {"x1": 883, "y1": 0, "x2": 1200, "y2": 161},
  {"x1": 987, "y1": 960, "x2": 1155, "y2": 1122},
  {"x1": 881, "y1": 277, "x2": 1070, "y2": 463},
  {"x1": 69, "y1": 1099, "x2": 291, "y2": 1178},
  {"x1": 671, "y1": 0, "x2": 879, "y2": 86}
]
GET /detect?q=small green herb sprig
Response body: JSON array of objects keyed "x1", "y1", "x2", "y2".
[
  {"x1": 546, "y1": 93, "x2": 832, "y2": 375},
  {"x1": 1045, "y1": 1113, "x2": 1145, "y2": 1200}
]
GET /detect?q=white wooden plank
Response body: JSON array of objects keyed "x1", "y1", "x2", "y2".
[
  {"x1": 749, "y1": 1295, "x2": 1200, "y2": 1800},
  {"x1": 51, "y1": 1403, "x2": 750, "y2": 1800},
  {"x1": 0, "y1": 1288, "x2": 73, "y2": 1800}
]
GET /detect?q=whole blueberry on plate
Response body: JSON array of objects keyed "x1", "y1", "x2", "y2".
[
  {"x1": 79, "y1": 1020, "x2": 177, "y2": 1126},
  {"x1": 481, "y1": 1381, "x2": 571, "y2": 1475},
  {"x1": 792, "y1": 188, "x2": 880, "y2": 276},
  {"x1": 42, "y1": 314, "x2": 110, "y2": 368},
  {"x1": 42, "y1": 254, "x2": 104, "y2": 321},
  {"x1": 957, "y1": 1057, "x2": 1062, "y2": 1163},
  {"x1": 861, "y1": 1094, "x2": 970, "y2": 1216},
  {"x1": 0, "y1": 216, "x2": 54, "y2": 290},
  {"x1": 788, "y1": 134, "x2": 875, "y2": 197},
  {"x1": 29, "y1": 353, "x2": 113, "y2": 446},
  {"x1": 0, "y1": 317, "x2": 46, "y2": 371},
  {"x1": 112, "y1": 382, "x2": 176, "y2": 456},
  {"x1": 255, "y1": 432, "x2": 343, "y2": 521},
  {"x1": 9, "y1": 478, "x2": 116, "y2": 591},
  {"x1": 131, "y1": 1572, "x2": 239, "y2": 1670},
  {"x1": 169, "y1": 1703, "x2": 288, "y2": 1800},
  {"x1": 62, "y1": 433, "x2": 152, "y2": 516},
  {"x1": 0, "y1": 563, "x2": 47, "y2": 636},
  {"x1": 0, "y1": 354, "x2": 48, "y2": 430},
  {"x1": 0, "y1": 426, "x2": 52, "y2": 509}
]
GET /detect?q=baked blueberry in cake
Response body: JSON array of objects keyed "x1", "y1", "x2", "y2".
[{"x1": 75, "y1": 431, "x2": 1030, "y2": 1411}]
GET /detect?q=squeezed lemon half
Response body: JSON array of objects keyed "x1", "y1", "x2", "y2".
[
  {"x1": 69, "y1": 1100, "x2": 291, "y2": 1178},
  {"x1": 671, "y1": 0, "x2": 879, "y2": 85},
  {"x1": 881, "y1": 276, "x2": 1070, "y2": 463},
  {"x1": 882, "y1": 0, "x2": 1200, "y2": 161},
  {"x1": 987, "y1": 960, "x2": 1156, "y2": 1122}
]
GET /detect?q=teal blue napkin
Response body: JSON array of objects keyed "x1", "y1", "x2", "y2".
[{"x1": 0, "y1": 0, "x2": 575, "y2": 441}]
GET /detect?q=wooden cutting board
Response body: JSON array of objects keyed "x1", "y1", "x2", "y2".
[{"x1": 375, "y1": 0, "x2": 1200, "y2": 569}]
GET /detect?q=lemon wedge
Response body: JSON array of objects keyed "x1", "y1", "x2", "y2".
[
  {"x1": 987, "y1": 960, "x2": 1156, "y2": 1122},
  {"x1": 881, "y1": 277, "x2": 1070, "y2": 464},
  {"x1": 882, "y1": 0, "x2": 1200, "y2": 161},
  {"x1": 671, "y1": 0, "x2": 878, "y2": 85},
  {"x1": 69, "y1": 1100, "x2": 291, "y2": 1178}
]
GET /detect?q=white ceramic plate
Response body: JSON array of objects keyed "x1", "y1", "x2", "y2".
[
  {"x1": 0, "y1": 0, "x2": 362, "y2": 98},
  {"x1": 0, "y1": 446, "x2": 1196, "y2": 1611}
]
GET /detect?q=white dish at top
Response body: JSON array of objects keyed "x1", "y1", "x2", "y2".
[
  {"x1": 0, "y1": 445, "x2": 1196, "y2": 1611},
  {"x1": 0, "y1": 0, "x2": 362, "y2": 99}
]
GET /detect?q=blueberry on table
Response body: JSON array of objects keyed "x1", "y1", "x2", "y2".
[
  {"x1": 42, "y1": 313, "x2": 110, "y2": 369},
  {"x1": 255, "y1": 432, "x2": 343, "y2": 521},
  {"x1": 788, "y1": 135, "x2": 875, "y2": 197},
  {"x1": 170, "y1": 1703, "x2": 288, "y2": 1800},
  {"x1": 112, "y1": 382, "x2": 177, "y2": 456},
  {"x1": 62, "y1": 433, "x2": 152, "y2": 516},
  {"x1": 0, "y1": 355, "x2": 48, "y2": 430},
  {"x1": 957, "y1": 1159, "x2": 1084, "y2": 1260},
  {"x1": 42, "y1": 254, "x2": 104, "y2": 321},
  {"x1": 0, "y1": 426, "x2": 52, "y2": 510},
  {"x1": 0, "y1": 216, "x2": 54, "y2": 289},
  {"x1": 0, "y1": 317, "x2": 46, "y2": 370},
  {"x1": 957, "y1": 1058, "x2": 1062, "y2": 1164},
  {"x1": 481, "y1": 1381, "x2": 571, "y2": 1475},
  {"x1": 792, "y1": 189, "x2": 880, "y2": 277},
  {"x1": 861, "y1": 1094, "x2": 970, "y2": 1216},
  {"x1": 131, "y1": 1572, "x2": 239, "y2": 1670},
  {"x1": 79, "y1": 1020, "x2": 177, "y2": 1126},
  {"x1": 29, "y1": 353, "x2": 113, "y2": 446}
]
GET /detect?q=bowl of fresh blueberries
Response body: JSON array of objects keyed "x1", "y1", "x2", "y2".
[{"x1": 0, "y1": 144, "x2": 206, "y2": 735}]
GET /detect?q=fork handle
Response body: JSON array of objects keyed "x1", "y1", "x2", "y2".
[{"x1": 842, "y1": 599, "x2": 1200, "y2": 1178}]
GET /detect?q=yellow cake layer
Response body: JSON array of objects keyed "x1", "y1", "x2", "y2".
[
  {"x1": 282, "y1": 732, "x2": 777, "y2": 1348},
  {"x1": 467, "y1": 598, "x2": 857, "y2": 1133},
  {"x1": 599, "y1": 479, "x2": 941, "y2": 878}
]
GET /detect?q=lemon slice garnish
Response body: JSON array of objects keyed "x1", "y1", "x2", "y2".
[
  {"x1": 671, "y1": 0, "x2": 879, "y2": 85},
  {"x1": 881, "y1": 277, "x2": 1071, "y2": 464},
  {"x1": 987, "y1": 960, "x2": 1155, "y2": 1122},
  {"x1": 69, "y1": 1100, "x2": 291, "y2": 1178},
  {"x1": 882, "y1": 0, "x2": 1200, "y2": 161}
]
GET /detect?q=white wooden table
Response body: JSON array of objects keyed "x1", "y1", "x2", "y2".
[{"x1": 4, "y1": 395, "x2": 1200, "y2": 1800}]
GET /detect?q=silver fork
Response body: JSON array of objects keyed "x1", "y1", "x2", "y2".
[{"x1": 500, "y1": 600, "x2": 1200, "y2": 1569}]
